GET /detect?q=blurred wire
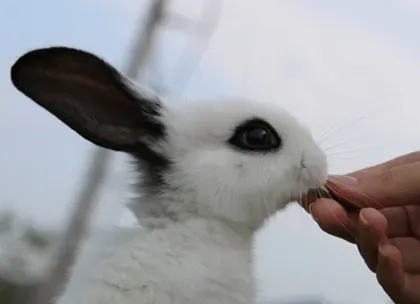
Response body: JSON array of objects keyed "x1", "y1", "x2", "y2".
[{"x1": 168, "y1": 0, "x2": 223, "y2": 95}]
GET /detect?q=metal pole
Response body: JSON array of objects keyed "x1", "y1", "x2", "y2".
[
  {"x1": 34, "y1": 1, "x2": 168, "y2": 303},
  {"x1": 33, "y1": 0, "x2": 222, "y2": 303}
]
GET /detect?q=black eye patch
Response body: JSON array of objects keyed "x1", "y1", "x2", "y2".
[{"x1": 228, "y1": 118, "x2": 282, "y2": 153}]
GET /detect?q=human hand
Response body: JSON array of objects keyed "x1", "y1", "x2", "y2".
[{"x1": 304, "y1": 151, "x2": 420, "y2": 303}]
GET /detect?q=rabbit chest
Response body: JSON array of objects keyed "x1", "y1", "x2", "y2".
[{"x1": 74, "y1": 219, "x2": 255, "y2": 304}]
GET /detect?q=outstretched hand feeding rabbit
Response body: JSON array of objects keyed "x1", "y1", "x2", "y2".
[{"x1": 11, "y1": 47, "x2": 328, "y2": 304}]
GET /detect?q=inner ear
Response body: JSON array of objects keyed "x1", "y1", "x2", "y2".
[{"x1": 10, "y1": 46, "x2": 164, "y2": 152}]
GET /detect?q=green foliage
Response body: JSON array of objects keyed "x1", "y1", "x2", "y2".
[
  {"x1": 24, "y1": 227, "x2": 52, "y2": 249},
  {"x1": 0, "y1": 277, "x2": 40, "y2": 304}
]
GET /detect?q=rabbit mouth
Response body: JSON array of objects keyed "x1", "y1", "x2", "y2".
[
  {"x1": 290, "y1": 169, "x2": 328, "y2": 204},
  {"x1": 298, "y1": 168, "x2": 327, "y2": 191}
]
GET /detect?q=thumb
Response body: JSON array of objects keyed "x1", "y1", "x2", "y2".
[{"x1": 329, "y1": 161, "x2": 420, "y2": 209}]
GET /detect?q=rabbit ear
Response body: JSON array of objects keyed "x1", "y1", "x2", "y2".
[{"x1": 11, "y1": 47, "x2": 165, "y2": 156}]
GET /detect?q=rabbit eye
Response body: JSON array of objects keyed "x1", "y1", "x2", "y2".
[{"x1": 228, "y1": 118, "x2": 281, "y2": 152}]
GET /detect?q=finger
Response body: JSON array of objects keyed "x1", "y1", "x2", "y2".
[
  {"x1": 323, "y1": 179, "x2": 360, "y2": 212},
  {"x1": 309, "y1": 199, "x2": 356, "y2": 243},
  {"x1": 356, "y1": 208, "x2": 387, "y2": 271},
  {"x1": 389, "y1": 237, "x2": 420, "y2": 273},
  {"x1": 339, "y1": 206, "x2": 417, "y2": 238},
  {"x1": 300, "y1": 191, "x2": 316, "y2": 212},
  {"x1": 381, "y1": 207, "x2": 411, "y2": 238},
  {"x1": 404, "y1": 274, "x2": 420, "y2": 304},
  {"x1": 325, "y1": 152, "x2": 420, "y2": 210},
  {"x1": 405, "y1": 205, "x2": 420, "y2": 237},
  {"x1": 403, "y1": 275, "x2": 420, "y2": 304},
  {"x1": 325, "y1": 178, "x2": 365, "y2": 210},
  {"x1": 322, "y1": 205, "x2": 411, "y2": 238},
  {"x1": 301, "y1": 188, "x2": 331, "y2": 212},
  {"x1": 329, "y1": 161, "x2": 420, "y2": 209},
  {"x1": 376, "y1": 243, "x2": 408, "y2": 303},
  {"x1": 350, "y1": 151, "x2": 420, "y2": 178}
]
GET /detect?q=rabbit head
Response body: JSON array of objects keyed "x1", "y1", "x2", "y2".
[{"x1": 11, "y1": 47, "x2": 328, "y2": 231}]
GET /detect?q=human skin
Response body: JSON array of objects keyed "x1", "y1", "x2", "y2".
[{"x1": 304, "y1": 151, "x2": 420, "y2": 304}]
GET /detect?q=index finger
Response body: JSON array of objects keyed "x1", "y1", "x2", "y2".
[
  {"x1": 302, "y1": 151, "x2": 420, "y2": 212},
  {"x1": 330, "y1": 161, "x2": 420, "y2": 209},
  {"x1": 349, "y1": 151, "x2": 420, "y2": 179}
]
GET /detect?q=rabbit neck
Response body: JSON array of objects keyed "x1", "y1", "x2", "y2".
[
  {"x1": 135, "y1": 202, "x2": 254, "y2": 241},
  {"x1": 129, "y1": 190, "x2": 255, "y2": 241}
]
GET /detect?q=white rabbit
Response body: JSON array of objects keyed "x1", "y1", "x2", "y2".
[{"x1": 11, "y1": 47, "x2": 328, "y2": 304}]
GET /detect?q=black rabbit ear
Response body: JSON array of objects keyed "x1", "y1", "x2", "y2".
[{"x1": 11, "y1": 47, "x2": 165, "y2": 155}]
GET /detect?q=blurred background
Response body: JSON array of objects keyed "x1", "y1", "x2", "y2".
[{"x1": 2, "y1": 0, "x2": 420, "y2": 303}]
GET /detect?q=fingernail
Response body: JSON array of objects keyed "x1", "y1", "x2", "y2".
[
  {"x1": 345, "y1": 176, "x2": 358, "y2": 184},
  {"x1": 309, "y1": 204, "x2": 319, "y2": 222},
  {"x1": 330, "y1": 175, "x2": 358, "y2": 185},
  {"x1": 378, "y1": 244, "x2": 389, "y2": 258},
  {"x1": 359, "y1": 208, "x2": 369, "y2": 226}
]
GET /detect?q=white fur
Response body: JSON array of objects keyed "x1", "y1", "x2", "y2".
[{"x1": 56, "y1": 96, "x2": 327, "y2": 304}]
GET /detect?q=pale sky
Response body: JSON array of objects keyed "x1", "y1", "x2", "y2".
[{"x1": 2, "y1": 0, "x2": 420, "y2": 303}]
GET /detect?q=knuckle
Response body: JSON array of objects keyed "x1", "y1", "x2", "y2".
[
  {"x1": 377, "y1": 169, "x2": 401, "y2": 203},
  {"x1": 380, "y1": 169, "x2": 396, "y2": 185}
]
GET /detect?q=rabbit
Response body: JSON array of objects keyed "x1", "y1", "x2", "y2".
[{"x1": 10, "y1": 46, "x2": 328, "y2": 304}]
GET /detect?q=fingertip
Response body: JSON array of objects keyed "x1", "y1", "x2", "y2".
[
  {"x1": 361, "y1": 208, "x2": 387, "y2": 223},
  {"x1": 378, "y1": 244, "x2": 395, "y2": 258},
  {"x1": 377, "y1": 243, "x2": 406, "y2": 298},
  {"x1": 359, "y1": 208, "x2": 388, "y2": 240},
  {"x1": 308, "y1": 203, "x2": 316, "y2": 220},
  {"x1": 329, "y1": 174, "x2": 358, "y2": 185},
  {"x1": 359, "y1": 208, "x2": 369, "y2": 226},
  {"x1": 310, "y1": 199, "x2": 348, "y2": 222},
  {"x1": 378, "y1": 243, "x2": 403, "y2": 269},
  {"x1": 309, "y1": 199, "x2": 352, "y2": 234},
  {"x1": 303, "y1": 191, "x2": 318, "y2": 208},
  {"x1": 307, "y1": 199, "x2": 355, "y2": 243}
]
